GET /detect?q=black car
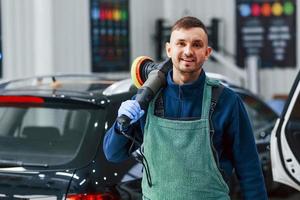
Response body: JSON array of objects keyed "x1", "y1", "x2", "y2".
[
  {"x1": 0, "y1": 73, "x2": 277, "y2": 199},
  {"x1": 0, "y1": 74, "x2": 142, "y2": 199}
]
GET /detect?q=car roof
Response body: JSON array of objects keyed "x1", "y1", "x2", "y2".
[{"x1": 0, "y1": 73, "x2": 134, "y2": 104}]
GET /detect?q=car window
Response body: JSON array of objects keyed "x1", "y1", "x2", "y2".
[
  {"x1": 289, "y1": 94, "x2": 300, "y2": 119},
  {"x1": 285, "y1": 93, "x2": 300, "y2": 162},
  {"x1": 0, "y1": 105, "x2": 100, "y2": 167},
  {"x1": 238, "y1": 93, "x2": 278, "y2": 140}
]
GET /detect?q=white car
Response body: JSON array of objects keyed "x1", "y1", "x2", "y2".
[{"x1": 271, "y1": 70, "x2": 300, "y2": 191}]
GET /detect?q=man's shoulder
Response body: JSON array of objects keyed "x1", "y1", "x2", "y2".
[
  {"x1": 217, "y1": 84, "x2": 239, "y2": 98},
  {"x1": 216, "y1": 85, "x2": 241, "y2": 109}
]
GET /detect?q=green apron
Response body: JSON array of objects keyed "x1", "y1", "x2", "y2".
[{"x1": 141, "y1": 78, "x2": 230, "y2": 200}]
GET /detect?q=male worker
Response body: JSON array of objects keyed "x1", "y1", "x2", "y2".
[{"x1": 103, "y1": 16, "x2": 268, "y2": 200}]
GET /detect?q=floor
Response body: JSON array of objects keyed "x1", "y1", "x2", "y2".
[
  {"x1": 231, "y1": 184, "x2": 300, "y2": 200},
  {"x1": 269, "y1": 186, "x2": 300, "y2": 200}
]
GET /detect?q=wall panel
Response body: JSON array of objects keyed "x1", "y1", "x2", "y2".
[
  {"x1": 52, "y1": 0, "x2": 90, "y2": 74},
  {"x1": 1, "y1": 0, "x2": 36, "y2": 80},
  {"x1": 130, "y1": 0, "x2": 163, "y2": 61}
]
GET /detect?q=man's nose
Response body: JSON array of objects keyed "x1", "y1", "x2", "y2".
[{"x1": 184, "y1": 45, "x2": 192, "y2": 56}]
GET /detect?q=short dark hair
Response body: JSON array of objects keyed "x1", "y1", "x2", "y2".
[{"x1": 171, "y1": 16, "x2": 208, "y2": 38}]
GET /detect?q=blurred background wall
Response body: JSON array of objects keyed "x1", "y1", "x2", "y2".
[{"x1": 0, "y1": 0, "x2": 299, "y2": 100}]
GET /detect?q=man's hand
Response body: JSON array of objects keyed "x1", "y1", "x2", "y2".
[{"x1": 117, "y1": 100, "x2": 145, "y2": 131}]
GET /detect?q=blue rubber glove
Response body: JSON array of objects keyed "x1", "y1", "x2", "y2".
[{"x1": 117, "y1": 100, "x2": 145, "y2": 126}]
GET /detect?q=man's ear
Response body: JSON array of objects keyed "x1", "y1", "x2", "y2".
[
  {"x1": 205, "y1": 46, "x2": 212, "y2": 60},
  {"x1": 165, "y1": 42, "x2": 171, "y2": 58}
]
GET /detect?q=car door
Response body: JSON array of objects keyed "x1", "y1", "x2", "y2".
[{"x1": 270, "y1": 71, "x2": 300, "y2": 191}]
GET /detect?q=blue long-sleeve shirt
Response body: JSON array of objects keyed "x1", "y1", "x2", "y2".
[{"x1": 104, "y1": 70, "x2": 268, "y2": 199}]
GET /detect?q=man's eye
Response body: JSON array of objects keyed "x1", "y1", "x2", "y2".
[
  {"x1": 193, "y1": 43, "x2": 202, "y2": 48},
  {"x1": 177, "y1": 42, "x2": 185, "y2": 46}
]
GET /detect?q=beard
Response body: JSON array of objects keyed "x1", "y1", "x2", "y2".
[
  {"x1": 176, "y1": 62, "x2": 203, "y2": 74},
  {"x1": 172, "y1": 63, "x2": 203, "y2": 84}
]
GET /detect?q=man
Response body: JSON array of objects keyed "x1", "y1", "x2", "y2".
[{"x1": 104, "y1": 16, "x2": 267, "y2": 200}]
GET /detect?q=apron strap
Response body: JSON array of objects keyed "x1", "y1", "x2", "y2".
[
  {"x1": 210, "y1": 84, "x2": 224, "y2": 116},
  {"x1": 209, "y1": 84, "x2": 228, "y2": 183},
  {"x1": 201, "y1": 77, "x2": 214, "y2": 118},
  {"x1": 154, "y1": 92, "x2": 164, "y2": 117}
]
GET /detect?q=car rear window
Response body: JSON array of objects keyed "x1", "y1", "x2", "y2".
[{"x1": 0, "y1": 104, "x2": 103, "y2": 167}]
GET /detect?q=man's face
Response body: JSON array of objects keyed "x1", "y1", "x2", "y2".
[{"x1": 166, "y1": 27, "x2": 212, "y2": 77}]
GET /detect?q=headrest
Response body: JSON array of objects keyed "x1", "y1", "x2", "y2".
[{"x1": 22, "y1": 126, "x2": 60, "y2": 139}]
